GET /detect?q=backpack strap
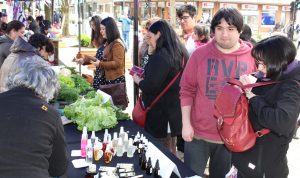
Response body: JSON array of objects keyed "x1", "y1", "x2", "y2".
[
  {"x1": 227, "y1": 78, "x2": 278, "y2": 90},
  {"x1": 255, "y1": 128, "x2": 270, "y2": 137}
]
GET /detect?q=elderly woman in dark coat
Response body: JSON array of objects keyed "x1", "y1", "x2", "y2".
[{"x1": 0, "y1": 55, "x2": 68, "y2": 177}]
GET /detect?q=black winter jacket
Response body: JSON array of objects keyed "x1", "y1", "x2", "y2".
[
  {"x1": 0, "y1": 87, "x2": 68, "y2": 177},
  {"x1": 232, "y1": 62, "x2": 300, "y2": 178},
  {"x1": 139, "y1": 48, "x2": 183, "y2": 138}
]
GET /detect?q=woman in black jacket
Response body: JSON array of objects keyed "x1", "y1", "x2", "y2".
[
  {"x1": 132, "y1": 20, "x2": 189, "y2": 154},
  {"x1": 233, "y1": 35, "x2": 300, "y2": 178},
  {"x1": 0, "y1": 55, "x2": 68, "y2": 177}
]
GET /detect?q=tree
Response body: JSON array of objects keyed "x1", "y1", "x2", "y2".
[{"x1": 61, "y1": 0, "x2": 70, "y2": 36}]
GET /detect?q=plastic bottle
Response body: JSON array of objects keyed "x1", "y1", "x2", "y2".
[
  {"x1": 119, "y1": 126, "x2": 125, "y2": 142},
  {"x1": 102, "y1": 132, "x2": 108, "y2": 152},
  {"x1": 91, "y1": 131, "x2": 96, "y2": 146},
  {"x1": 126, "y1": 138, "x2": 136, "y2": 158},
  {"x1": 81, "y1": 126, "x2": 88, "y2": 157},
  {"x1": 112, "y1": 132, "x2": 118, "y2": 150},
  {"x1": 116, "y1": 137, "x2": 124, "y2": 157},
  {"x1": 86, "y1": 140, "x2": 93, "y2": 164},
  {"x1": 123, "y1": 133, "x2": 129, "y2": 152},
  {"x1": 104, "y1": 144, "x2": 113, "y2": 164},
  {"x1": 94, "y1": 140, "x2": 103, "y2": 161}
]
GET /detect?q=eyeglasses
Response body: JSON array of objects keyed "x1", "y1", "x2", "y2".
[
  {"x1": 177, "y1": 15, "x2": 191, "y2": 23},
  {"x1": 255, "y1": 60, "x2": 266, "y2": 68}
]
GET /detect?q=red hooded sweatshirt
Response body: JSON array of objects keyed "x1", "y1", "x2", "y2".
[{"x1": 180, "y1": 39, "x2": 256, "y2": 142}]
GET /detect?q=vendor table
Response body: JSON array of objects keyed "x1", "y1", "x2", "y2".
[{"x1": 64, "y1": 120, "x2": 196, "y2": 178}]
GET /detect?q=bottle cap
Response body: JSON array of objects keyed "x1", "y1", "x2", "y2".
[
  {"x1": 120, "y1": 126, "x2": 124, "y2": 134},
  {"x1": 82, "y1": 126, "x2": 87, "y2": 135},
  {"x1": 91, "y1": 131, "x2": 95, "y2": 138}
]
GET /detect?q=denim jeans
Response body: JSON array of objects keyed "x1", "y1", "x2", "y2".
[
  {"x1": 122, "y1": 31, "x2": 130, "y2": 48},
  {"x1": 184, "y1": 138, "x2": 231, "y2": 178}
]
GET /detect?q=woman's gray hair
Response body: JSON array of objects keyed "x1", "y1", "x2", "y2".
[{"x1": 5, "y1": 55, "x2": 59, "y2": 101}]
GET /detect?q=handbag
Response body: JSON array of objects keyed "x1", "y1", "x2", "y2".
[
  {"x1": 214, "y1": 78, "x2": 276, "y2": 152},
  {"x1": 99, "y1": 82, "x2": 128, "y2": 109},
  {"x1": 132, "y1": 60, "x2": 184, "y2": 128}
]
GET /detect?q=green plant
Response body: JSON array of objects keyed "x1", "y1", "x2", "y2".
[{"x1": 79, "y1": 34, "x2": 91, "y2": 47}]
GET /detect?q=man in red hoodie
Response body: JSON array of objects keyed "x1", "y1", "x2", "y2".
[{"x1": 180, "y1": 8, "x2": 256, "y2": 177}]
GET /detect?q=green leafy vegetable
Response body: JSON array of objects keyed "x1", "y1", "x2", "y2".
[
  {"x1": 64, "y1": 92, "x2": 129, "y2": 131},
  {"x1": 71, "y1": 74, "x2": 93, "y2": 93},
  {"x1": 57, "y1": 83, "x2": 80, "y2": 102}
]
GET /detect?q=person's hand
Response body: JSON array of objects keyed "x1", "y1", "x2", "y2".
[
  {"x1": 182, "y1": 122, "x2": 194, "y2": 142},
  {"x1": 148, "y1": 45, "x2": 155, "y2": 55},
  {"x1": 76, "y1": 52, "x2": 84, "y2": 59},
  {"x1": 240, "y1": 75, "x2": 256, "y2": 99},
  {"x1": 73, "y1": 58, "x2": 84, "y2": 64},
  {"x1": 73, "y1": 53, "x2": 85, "y2": 64},
  {"x1": 133, "y1": 74, "x2": 143, "y2": 85},
  {"x1": 91, "y1": 60, "x2": 100, "y2": 67}
]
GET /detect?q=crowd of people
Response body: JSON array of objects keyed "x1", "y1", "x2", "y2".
[{"x1": 0, "y1": 5, "x2": 299, "y2": 178}]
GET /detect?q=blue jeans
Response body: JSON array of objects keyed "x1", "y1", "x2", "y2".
[
  {"x1": 122, "y1": 31, "x2": 130, "y2": 48},
  {"x1": 184, "y1": 138, "x2": 231, "y2": 178}
]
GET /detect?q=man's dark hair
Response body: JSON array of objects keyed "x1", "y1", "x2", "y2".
[
  {"x1": 210, "y1": 7, "x2": 243, "y2": 33},
  {"x1": 100, "y1": 17, "x2": 120, "y2": 44},
  {"x1": 176, "y1": 5, "x2": 197, "y2": 18},
  {"x1": 26, "y1": 15, "x2": 35, "y2": 22},
  {"x1": 28, "y1": 33, "x2": 54, "y2": 53},
  {"x1": 35, "y1": 15, "x2": 44, "y2": 23},
  {"x1": 251, "y1": 35, "x2": 296, "y2": 80}
]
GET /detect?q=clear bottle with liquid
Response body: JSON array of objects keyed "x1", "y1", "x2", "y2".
[
  {"x1": 116, "y1": 137, "x2": 124, "y2": 157},
  {"x1": 112, "y1": 132, "x2": 118, "y2": 150},
  {"x1": 126, "y1": 138, "x2": 136, "y2": 158},
  {"x1": 86, "y1": 140, "x2": 93, "y2": 164},
  {"x1": 93, "y1": 140, "x2": 103, "y2": 161},
  {"x1": 90, "y1": 131, "x2": 96, "y2": 146},
  {"x1": 104, "y1": 144, "x2": 113, "y2": 164}
]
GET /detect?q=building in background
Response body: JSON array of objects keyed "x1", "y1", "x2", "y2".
[{"x1": 95, "y1": 0, "x2": 293, "y2": 35}]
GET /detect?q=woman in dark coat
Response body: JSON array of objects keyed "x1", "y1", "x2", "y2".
[
  {"x1": 0, "y1": 56, "x2": 68, "y2": 177},
  {"x1": 132, "y1": 20, "x2": 189, "y2": 154},
  {"x1": 233, "y1": 35, "x2": 300, "y2": 178}
]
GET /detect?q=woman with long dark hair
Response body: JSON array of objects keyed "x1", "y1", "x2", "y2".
[
  {"x1": 90, "y1": 15, "x2": 103, "y2": 48},
  {"x1": 133, "y1": 19, "x2": 189, "y2": 154},
  {"x1": 75, "y1": 17, "x2": 127, "y2": 109}
]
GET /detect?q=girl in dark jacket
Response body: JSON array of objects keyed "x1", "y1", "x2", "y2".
[
  {"x1": 233, "y1": 35, "x2": 300, "y2": 178},
  {"x1": 132, "y1": 20, "x2": 189, "y2": 154}
]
